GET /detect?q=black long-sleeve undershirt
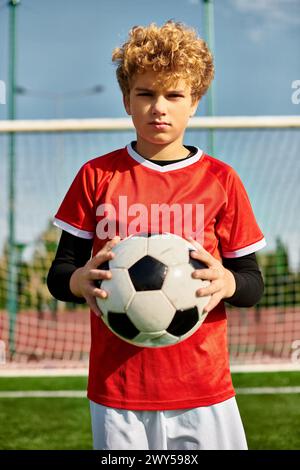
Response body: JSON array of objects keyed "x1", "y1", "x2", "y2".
[{"x1": 47, "y1": 230, "x2": 264, "y2": 308}]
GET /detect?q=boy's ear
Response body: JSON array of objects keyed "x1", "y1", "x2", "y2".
[{"x1": 123, "y1": 94, "x2": 131, "y2": 115}]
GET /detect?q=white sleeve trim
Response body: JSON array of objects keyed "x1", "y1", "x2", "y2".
[
  {"x1": 53, "y1": 218, "x2": 94, "y2": 239},
  {"x1": 222, "y1": 238, "x2": 266, "y2": 258}
]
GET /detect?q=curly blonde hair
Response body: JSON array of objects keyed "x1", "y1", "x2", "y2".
[{"x1": 112, "y1": 21, "x2": 214, "y2": 103}]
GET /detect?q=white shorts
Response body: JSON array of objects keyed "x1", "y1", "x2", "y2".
[{"x1": 89, "y1": 397, "x2": 248, "y2": 450}]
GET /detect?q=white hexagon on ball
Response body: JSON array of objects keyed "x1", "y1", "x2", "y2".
[
  {"x1": 110, "y1": 235, "x2": 148, "y2": 269},
  {"x1": 162, "y1": 263, "x2": 210, "y2": 316},
  {"x1": 127, "y1": 291, "x2": 175, "y2": 332},
  {"x1": 134, "y1": 331, "x2": 179, "y2": 348},
  {"x1": 147, "y1": 233, "x2": 191, "y2": 266},
  {"x1": 96, "y1": 268, "x2": 135, "y2": 316}
]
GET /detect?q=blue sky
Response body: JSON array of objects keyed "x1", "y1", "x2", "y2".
[{"x1": 0, "y1": 0, "x2": 299, "y2": 119}]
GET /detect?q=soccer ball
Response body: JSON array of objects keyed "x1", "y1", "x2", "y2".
[{"x1": 96, "y1": 233, "x2": 211, "y2": 348}]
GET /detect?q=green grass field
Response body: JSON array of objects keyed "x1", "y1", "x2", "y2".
[{"x1": 0, "y1": 372, "x2": 299, "y2": 450}]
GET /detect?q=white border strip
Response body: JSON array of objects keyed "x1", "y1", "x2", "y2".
[
  {"x1": 223, "y1": 238, "x2": 267, "y2": 258},
  {"x1": 0, "y1": 363, "x2": 299, "y2": 377},
  {"x1": 126, "y1": 143, "x2": 203, "y2": 172},
  {"x1": 0, "y1": 368, "x2": 88, "y2": 377},
  {"x1": 53, "y1": 218, "x2": 94, "y2": 239},
  {"x1": 0, "y1": 391, "x2": 86, "y2": 398},
  {"x1": 1, "y1": 387, "x2": 300, "y2": 398},
  {"x1": 231, "y1": 363, "x2": 300, "y2": 373},
  {"x1": 0, "y1": 116, "x2": 300, "y2": 133},
  {"x1": 235, "y1": 386, "x2": 300, "y2": 395}
]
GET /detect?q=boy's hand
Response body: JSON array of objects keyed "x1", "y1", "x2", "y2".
[
  {"x1": 188, "y1": 237, "x2": 236, "y2": 314},
  {"x1": 70, "y1": 236, "x2": 120, "y2": 317}
]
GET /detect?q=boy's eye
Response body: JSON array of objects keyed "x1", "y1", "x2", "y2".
[
  {"x1": 136, "y1": 92, "x2": 184, "y2": 98},
  {"x1": 168, "y1": 94, "x2": 184, "y2": 98}
]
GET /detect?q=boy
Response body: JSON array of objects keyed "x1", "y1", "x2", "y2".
[{"x1": 47, "y1": 21, "x2": 265, "y2": 450}]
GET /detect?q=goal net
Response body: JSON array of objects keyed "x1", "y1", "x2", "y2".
[{"x1": 0, "y1": 116, "x2": 300, "y2": 370}]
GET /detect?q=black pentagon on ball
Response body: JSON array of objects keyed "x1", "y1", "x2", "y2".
[
  {"x1": 189, "y1": 249, "x2": 208, "y2": 270},
  {"x1": 107, "y1": 312, "x2": 139, "y2": 340},
  {"x1": 167, "y1": 306, "x2": 199, "y2": 336},
  {"x1": 95, "y1": 260, "x2": 110, "y2": 289},
  {"x1": 131, "y1": 232, "x2": 160, "y2": 238},
  {"x1": 128, "y1": 255, "x2": 168, "y2": 291}
]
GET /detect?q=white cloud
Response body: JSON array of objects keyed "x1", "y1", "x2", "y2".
[
  {"x1": 247, "y1": 28, "x2": 265, "y2": 44},
  {"x1": 232, "y1": 0, "x2": 300, "y2": 18},
  {"x1": 231, "y1": 0, "x2": 300, "y2": 41}
]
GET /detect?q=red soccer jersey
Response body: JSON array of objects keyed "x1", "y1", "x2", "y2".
[{"x1": 54, "y1": 143, "x2": 266, "y2": 410}]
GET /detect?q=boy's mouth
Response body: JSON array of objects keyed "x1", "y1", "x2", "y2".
[{"x1": 149, "y1": 121, "x2": 171, "y2": 130}]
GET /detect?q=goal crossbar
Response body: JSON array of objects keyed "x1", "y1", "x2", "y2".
[{"x1": 1, "y1": 115, "x2": 300, "y2": 133}]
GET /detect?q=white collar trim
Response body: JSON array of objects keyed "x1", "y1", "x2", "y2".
[{"x1": 126, "y1": 142, "x2": 203, "y2": 173}]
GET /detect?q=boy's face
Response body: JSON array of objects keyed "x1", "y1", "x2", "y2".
[{"x1": 123, "y1": 70, "x2": 199, "y2": 155}]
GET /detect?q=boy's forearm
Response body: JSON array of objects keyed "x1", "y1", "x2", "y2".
[
  {"x1": 223, "y1": 268, "x2": 236, "y2": 299},
  {"x1": 225, "y1": 270, "x2": 264, "y2": 307},
  {"x1": 223, "y1": 253, "x2": 264, "y2": 307},
  {"x1": 47, "y1": 263, "x2": 86, "y2": 304},
  {"x1": 69, "y1": 267, "x2": 85, "y2": 298}
]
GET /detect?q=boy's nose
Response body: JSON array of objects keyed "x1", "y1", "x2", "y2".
[{"x1": 151, "y1": 97, "x2": 167, "y2": 115}]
